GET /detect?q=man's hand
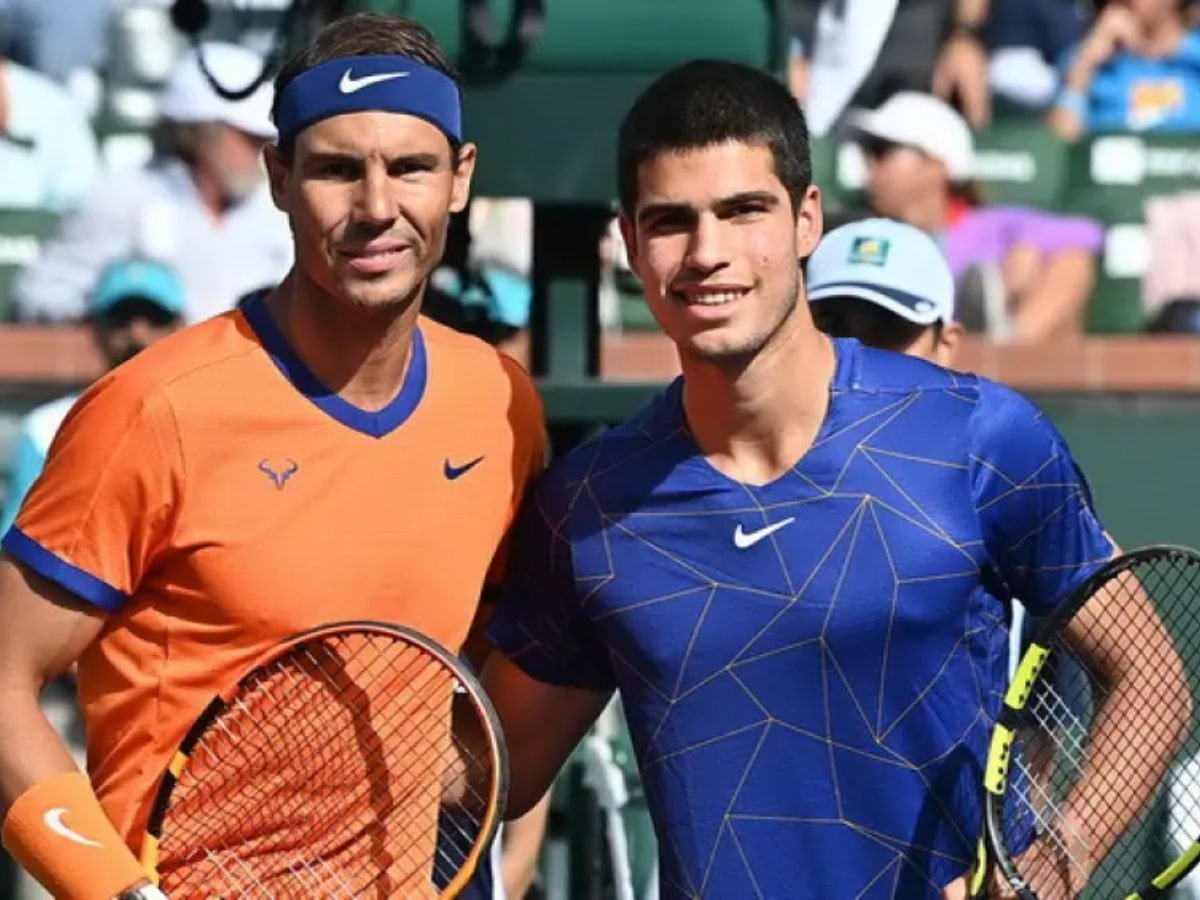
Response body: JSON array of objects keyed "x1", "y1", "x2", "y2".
[
  {"x1": 941, "y1": 874, "x2": 968, "y2": 899},
  {"x1": 1077, "y1": 5, "x2": 1142, "y2": 70},
  {"x1": 932, "y1": 33, "x2": 991, "y2": 127}
]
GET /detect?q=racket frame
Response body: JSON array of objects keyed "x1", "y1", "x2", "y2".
[
  {"x1": 138, "y1": 619, "x2": 509, "y2": 897},
  {"x1": 976, "y1": 545, "x2": 1200, "y2": 900}
]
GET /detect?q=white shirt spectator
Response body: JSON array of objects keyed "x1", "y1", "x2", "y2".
[
  {"x1": 13, "y1": 42, "x2": 292, "y2": 323},
  {"x1": 0, "y1": 58, "x2": 99, "y2": 210},
  {"x1": 13, "y1": 158, "x2": 291, "y2": 323}
]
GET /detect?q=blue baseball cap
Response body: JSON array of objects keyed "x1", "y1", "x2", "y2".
[
  {"x1": 90, "y1": 258, "x2": 186, "y2": 318},
  {"x1": 807, "y1": 218, "x2": 955, "y2": 326}
]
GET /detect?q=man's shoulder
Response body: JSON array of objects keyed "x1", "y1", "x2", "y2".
[
  {"x1": 534, "y1": 383, "x2": 683, "y2": 509},
  {"x1": 420, "y1": 318, "x2": 541, "y2": 418},
  {"x1": 844, "y1": 340, "x2": 981, "y2": 399},
  {"x1": 95, "y1": 311, "x2": 261, "y2": 409}
]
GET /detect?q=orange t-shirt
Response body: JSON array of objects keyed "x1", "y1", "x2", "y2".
[{"x1": 2, "y1": 294, "x2": 545, "y2": 851}]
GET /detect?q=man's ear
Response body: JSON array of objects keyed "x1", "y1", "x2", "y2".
[
  {"x1": 263, "y1": 143, "x2": 291, "y2": 213},
  {"x1": 937, "y1": 321, "x2": 965, "y2": 368},
  {"x1": 794, "y1": 184, "x2": 823, "y2": 260},
  {"x1": 450, "y1": 142, "x2": 478, "y2": 214}
]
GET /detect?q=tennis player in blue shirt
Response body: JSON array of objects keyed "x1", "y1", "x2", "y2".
[{"x1": 484, "y1": 60, "x2": 1171, "y2": 899}]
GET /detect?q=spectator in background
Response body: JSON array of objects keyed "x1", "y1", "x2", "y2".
[
  {"x1": 14, "y1": 42, "x2": 292, "y2": 324},
  {"x1": 985, "y1": 0, "x2": 1090, "y2": 113},
  {"x1": 0, "y1": 257, "x2": 185, "y2": 537},
  {"x1": 786, "y1": 0, "x2": 991, "y2": 135},
  {"x1": 808, "y1": 217, "x2": 964, "y2": 367},
  {"x1": 848, "y1": 91, "x2": 1103, "y2": 343},
  {"x1": 1050, "y1": 0, "x2": 1200, "y2": 139},
  {"x1": 0, "y1": 30, "x2": 98, "y2": 210}
]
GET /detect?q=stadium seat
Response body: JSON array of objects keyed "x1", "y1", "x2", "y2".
[
  {"x1": 367, "y1": 0, "x2": 777, "y2": 74},
  {"x1": 973, "y1": 123, "x2": 1068, "y2": 208},
  {"x1": 364, "y1": 0, "x2": 781, "y2": 201},
  {"x1": 1059, "y1": 133, "x2": 1200, "y2": 334},
  {"x1": 0, "y1": 209, "x2": 61, "y2": 322},
  {"x1": 826, "y1": 123, "x2": 1068, "y2": 211}
]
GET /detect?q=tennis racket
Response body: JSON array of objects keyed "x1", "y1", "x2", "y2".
[
  {"x1": 971, "y1": 546, "x2": 1200, "y2": 899},
  {"x1": 138, "y1": 620, "x2": 508, "y2": 898}
]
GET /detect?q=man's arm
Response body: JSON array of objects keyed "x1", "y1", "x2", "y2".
[
  {"x1": 482, "y1": 654, "x2": 611, "y2": 820},
  {"x1": 1056, "y1": 549, "x2": 1190, "y2": 889},
  {"x1": 1048, "y1": 5, "x2": 1141, "y2": 141},
  {"x1": 0, "y1": 559, "x2": 102, "y2": 810},
  {"x1": 0, "y1": 557, "x2": 154, "y2": 899},
  {"x1": 932, "y1": 0, "x2": 991, "y2": 126},
  {"x1": 500, "y1": 790, "x2": 552, "y2": 899}
]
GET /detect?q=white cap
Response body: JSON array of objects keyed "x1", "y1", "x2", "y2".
[
  {"x1": 847, "y1": 92, "x2": 974, "y2": 182},
  {"x1": 807, "y1": 218, "x2": 955, "y2": 325},
  {"x1": 159, "y1": 42, "x2": 275, "y2": 139}
]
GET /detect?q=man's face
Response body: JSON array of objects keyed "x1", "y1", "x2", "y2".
[
  {"x1": 193, "y1": 122, "x2": 270, "y2": 202},
  {"x1": 266, "y1": 111, "x2": 476, "y2": 312},
  {"x1": 620, "y1": 140, "x2": 822, "y2": 364},
  {"x1": 94, "y1": 299, "x2": 182, "y2": 368},
  {"x1": 862, "y1": 138, "x2": 944, "y2": 223}
]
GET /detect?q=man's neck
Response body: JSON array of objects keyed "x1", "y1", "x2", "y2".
[
  {"x1": 263, "y1": 272, "x2": 421, "y2": 413},
  {"x1": 681, "y1": 317, "x2": 836, "y2": 486}
]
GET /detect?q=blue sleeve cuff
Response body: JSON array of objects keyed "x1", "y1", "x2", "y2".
[{"x1": 1, "y1": 527, "x2": 127, "y2": 612}]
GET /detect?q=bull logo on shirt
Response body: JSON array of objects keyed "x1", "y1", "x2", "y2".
[{"x1": 258, "y1": 458, "x2": 299, "y2": 490}]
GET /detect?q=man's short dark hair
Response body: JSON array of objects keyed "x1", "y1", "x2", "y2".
[
  {"x1": 271, "y1": 12, "x2": 460, "y2": 155},
  {"x1": 617, "y1": 60, "x2": 812, "y2": 218},
  {"x1": 810, "y1": 297, "x2": 936, "y2": 352}
]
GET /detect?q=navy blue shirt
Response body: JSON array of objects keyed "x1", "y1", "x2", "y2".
[{"x1": 490, "y1": 339, "x2": 1112, "y2": 899}]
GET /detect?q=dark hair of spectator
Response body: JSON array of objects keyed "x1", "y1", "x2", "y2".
[
  {"x1": 271, "y1": 12, "x2": 461, "y2": 157},
  {"x1": 617, "y1": 60, "x2": 812, "y2": 218},
  {"x1": 810, "y1": 296, "x2": 938, "y2": 352}
]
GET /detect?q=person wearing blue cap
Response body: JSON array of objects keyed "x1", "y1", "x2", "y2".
[
  {"x1": 0, "y1": 257, "x2": 184, "y2": 537},
  {"x1": 808, "y1": 217, "x2": 964, "y2": 368}
]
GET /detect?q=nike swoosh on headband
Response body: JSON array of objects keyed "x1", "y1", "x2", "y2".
[{"x1": 338, "y1": 69, "x2": 412, "y2": 94}]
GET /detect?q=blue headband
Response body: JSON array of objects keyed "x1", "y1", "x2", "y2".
[{"x1": 275, "y1": 54, "x2": 462, "y2": 145}]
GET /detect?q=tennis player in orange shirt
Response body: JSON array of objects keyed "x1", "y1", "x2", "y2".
[{"x1": 0, "y1": 13, "x2": 544, "y2": 900}]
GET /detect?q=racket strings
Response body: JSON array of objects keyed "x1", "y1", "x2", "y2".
[
  {"x1": 154, "y1": 630, "x2": 500, "y2": 898},
  {"x1": 998, "y1": 555, "x2": 1200, "y2": 897}
]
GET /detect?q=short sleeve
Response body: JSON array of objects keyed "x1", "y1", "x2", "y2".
[
  {"x1": 484, "y1": 354, "x2": 548, "y2": 589},
  {"x1": 970, "y1": 379, "x2": 1113, "y2": 617},
  {"x1": 487, "y1": 468, "x2": 616, "y2": 691},
  {"x1": 1, "y1": 372, "x2": 182, "y2": 611}
]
